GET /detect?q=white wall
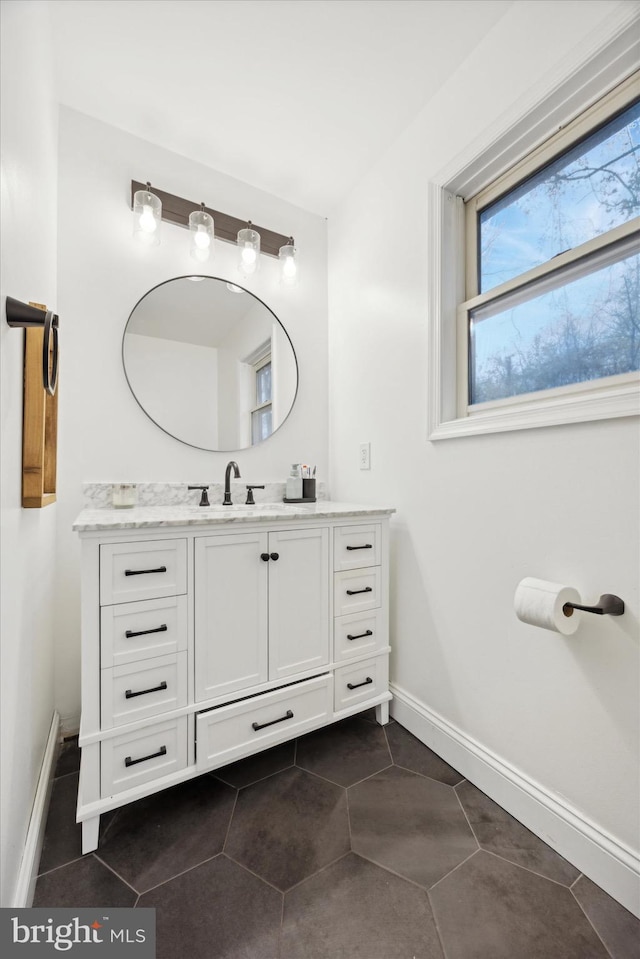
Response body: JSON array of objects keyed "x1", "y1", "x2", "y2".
[
  {"x1": 329, "y1": 0, "x2": 639, "y2": 911},
  {"x1": 0, "y1": 0, "x2": 59, "y2": 906},
  {"x1": 273, "y1": 321, "x2": 298, "y2": 431},
  {"x1": 124, "y1": 333, "x2": 220, "y2": 449},
  {"x1": 54, "y1": 107, "x2": 328, "y2": 728}
]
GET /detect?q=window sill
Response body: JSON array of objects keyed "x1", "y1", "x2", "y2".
[{"x1": 430, "y1": 374, "x2": 639, "y2": 440}]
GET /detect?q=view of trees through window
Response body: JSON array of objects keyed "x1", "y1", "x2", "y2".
[{"x1": 469, "y1": 97, "x2": 639, "y2": 405}]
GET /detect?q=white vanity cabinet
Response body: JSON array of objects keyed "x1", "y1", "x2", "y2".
[
  {"x1": 194, "y1": 526, "x2": 329, "y2": 701},
  {"x1": 74, "y1": 504, "x2": 393, "y2": 853}
]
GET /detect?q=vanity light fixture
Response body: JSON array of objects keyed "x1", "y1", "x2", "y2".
[
  {"x1": 237, "y1": 221, "x2": 260, "y2": 276},
  {"x1": 189, "y1": 203, "x2": 214, "y2": 263},
  {"x1": 130, "y1": 181, "x2": 296, "y2": 276},
  {"x1": 132, "y1": 182, "x2": 162, "y2": 246},
  {"x1": 279, "y1": 238, "x2": 298, "y2": 286}
]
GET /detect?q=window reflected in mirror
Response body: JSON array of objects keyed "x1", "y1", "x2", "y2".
[{"x1": 252, "y1": 350, "x2": 273, "y2": 445}]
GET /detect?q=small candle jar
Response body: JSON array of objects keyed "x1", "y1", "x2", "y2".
[{"x1": 112, "y1": 483, "x2": 137, "y2": 508}]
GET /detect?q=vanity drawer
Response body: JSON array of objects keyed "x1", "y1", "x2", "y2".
[
  {"x1": 334, "y1": 608, "x2": 385, "y2": 661},
  {"x1": 334, "y1": 655, "x2": 388, "y2": 712},
  {"x1": 334, "y1": 568, "x2": 381, "y2": 617},
  {"x1": 100, "y1": 539, "x2": 187, "y2": 606},
  {"x1": 101, "y1": 652, "x2": 187, "y2": 728},
  {"x1": 101, "y1": 595, "x2": 188, "y2": 668},
  {"x1": 196, "y1": 674, "x2": 331, "y2": 772},
  {"x1": 101, "y1": 716, "x2": 188, "y2": 797},
  {"x1": 334, "y1": 524, "x2": 381, "y2": 571}
]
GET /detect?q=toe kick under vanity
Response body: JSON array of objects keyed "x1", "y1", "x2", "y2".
[{"x1": 73, "y1": 500, "x2": 395, "y2": 852}]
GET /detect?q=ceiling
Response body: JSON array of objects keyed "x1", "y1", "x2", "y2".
[
  {"x1": 128, "y1": 277, "x2": 270, "y2": 347},
  {"x1": 50, "y1": 0, "x2": 513, "y2": 217}
]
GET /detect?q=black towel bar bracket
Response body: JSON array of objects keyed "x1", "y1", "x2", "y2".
[
  {"x1": 6, "y1": 296, "x2": 59, "y2": 395},
  {"x1": 563, "y1": 594, "x2": 625, "y2": 617}
]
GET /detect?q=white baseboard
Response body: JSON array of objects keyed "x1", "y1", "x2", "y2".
[
  {"x1": 13, "y1": 711, "x2": 60, "y2": 907},
  {"x1": 390, "y1": 684, "x2": 640, "y2": 918}
]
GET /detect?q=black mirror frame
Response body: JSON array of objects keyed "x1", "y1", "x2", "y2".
[{"x1": 121, "y1": 275, "x2": 299, "y2": 452}]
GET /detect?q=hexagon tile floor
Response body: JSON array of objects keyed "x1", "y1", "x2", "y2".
[{"x1": 34, "y1": 714, "x2": 639, "y2": 959}]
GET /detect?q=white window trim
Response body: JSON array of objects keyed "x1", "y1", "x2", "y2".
[{"x1": 427, "y1": 12, "x2": 640, "y2": 441}]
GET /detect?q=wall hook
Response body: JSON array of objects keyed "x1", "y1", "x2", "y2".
[
  {"x1": 6, "y1": 296, "x2": 59, "y2": 395},
  {"x1": 563, "y1": 594, "x2": 625, "y2": 617}
]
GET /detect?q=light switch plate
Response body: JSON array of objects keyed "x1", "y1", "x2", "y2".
[{"x1": 359, "y1": 442, "x2": 371, "y2": 470}]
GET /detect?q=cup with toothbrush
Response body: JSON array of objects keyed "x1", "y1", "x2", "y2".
[{"x1": 301, "y1": 464, "x2": 316, "y2": 502}]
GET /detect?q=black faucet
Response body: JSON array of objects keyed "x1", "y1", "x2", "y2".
[
  {"x1": 188, "y1": 485, "x2": 210, "y2": 507},
  {"x1": 223, "y1": 461, "x2": 241, "y2": 505}
]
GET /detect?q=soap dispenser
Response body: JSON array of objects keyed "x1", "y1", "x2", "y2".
[{"x1": 285, "y1": 464, "x2": 302, "y2": 501}]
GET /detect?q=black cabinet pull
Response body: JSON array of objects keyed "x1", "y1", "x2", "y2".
[
  {"x1": 125, "y1": 681, "x2": 168, "y2": 699},
  {"x1": 124, "y1": 745, "x2": 167, "y2": 767},
  {"x1": 252, "y1": 709, "x2": 293, "y2": 731},
  {"x1": 261, "y1": 553, "x2": 270, "y2": 562},
  {"x1": 347, "y1": 677, "x2": 373, "y2": 690},
  {"x1": 270, "y1": 552, "x2": 279, "y2": 561},
  {"x1": 124, "y1": 565, "x2": 167, "y2": 577},
  {"x1": 125, "y1": 624, "x2": 168, "y2": 638},
  {"x1": 346, "y1": 586, "x2": 373, "y2": 595},
  {"x1": 347, "y1": 629, "x2": 373, "y2": 641},
  {"x1": 346, "y1": 544, "x2": 373, "y2": 551}
]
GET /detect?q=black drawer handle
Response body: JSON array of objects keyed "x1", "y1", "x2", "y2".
[
  {"x1": 346, "y1": 586, "x2": 373, "y2": 595},
  {"x1": 124, "y1": 745, "x2": 167, "y2": 767},
  {"x1": 125, "y1": 624, "x2": 168, "y2": 638},
  {"x1": 347, "y1": 629, "x2": 373, "y2": 641},
  {"x1": 347, "y1": 677, "x2": 373, "y2": 690},
  {"x1": 124, "y1": 565, "x2": 167, "y2": 577},
  {"x1": 125, "y1": 681, "x2": 168, "y2": 699},
  {"x1": 346, "y1": 544, "x2": 373, "y2": 551},
  {"x1": 252, "y1": 709, "x2": 294, "y2": 731},
  {"x1": 261, "y1": 553, "x2": 270, "y2": 562},
  {"x1": 270, "y1": 552, "x2": 279, "y2": 561}
]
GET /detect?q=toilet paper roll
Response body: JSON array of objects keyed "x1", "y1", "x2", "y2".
[{"x1": 514, "y1": 577, "x2": 581, "y2": 635}]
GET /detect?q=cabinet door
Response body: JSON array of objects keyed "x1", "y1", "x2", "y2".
[
  {"x1": 268, "y1": 527, "x2": 330, "y2": 682},
  {"x1": 195, "y1": 532, "x2": 268, "y2": 701}
]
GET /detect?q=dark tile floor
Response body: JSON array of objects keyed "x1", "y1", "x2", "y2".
[{"x1": 34, "y1": 714, "x2": 639, "y2": 959}]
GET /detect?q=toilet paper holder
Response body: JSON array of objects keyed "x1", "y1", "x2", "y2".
[{"x1": 563, "y1": 594, "x2": 625, "y2": 617}]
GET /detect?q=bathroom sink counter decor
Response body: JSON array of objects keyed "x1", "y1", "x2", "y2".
[{"x1": 73, "y1": 498, "x2": 395, "y2": 853}]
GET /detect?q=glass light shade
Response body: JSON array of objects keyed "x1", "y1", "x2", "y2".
[
  {"x1": 189, "y1": 209, "x2": 214, "y2": 263},
  {"x1": 133, "y1": 188, "x2": 161, "y2": 246},
  {"x1": 237, "y1": 226, "x2": 260, "y2": 275},
  {"x1": 279, "y1": 241, "x2": 298, "y2": 286}
]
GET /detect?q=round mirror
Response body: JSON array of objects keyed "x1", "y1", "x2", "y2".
[{"x1": 122, "y1": 276, "x2": 298, "y2": 451}]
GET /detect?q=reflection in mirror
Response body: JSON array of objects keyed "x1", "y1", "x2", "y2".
[{"x1": 122, "y1": 276, "x2": 298, "y2": 451}]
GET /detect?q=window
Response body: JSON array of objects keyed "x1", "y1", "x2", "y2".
[
  {"x1": 427, "y1": 26, "x2": 640, "y2": 440},
  {"x1": 463, "y1": 82, "x2": 639, "y2": 408},
  {"x1": 251, "y1": 355, "x2": 273, "y2": 445}
]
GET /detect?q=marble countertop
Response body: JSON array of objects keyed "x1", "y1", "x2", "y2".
[{"x1": 72, "y1": 501, "x2": 396, "y2": 532}]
